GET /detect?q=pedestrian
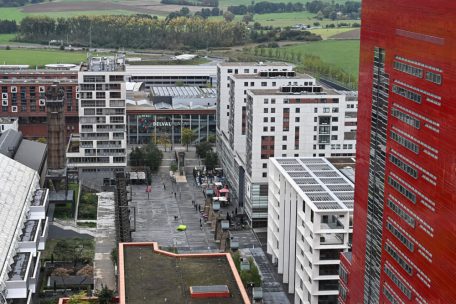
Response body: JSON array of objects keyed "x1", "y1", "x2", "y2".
[
  {"x1": 163, "y1": 183, "x2": 166, "y2": 190},
  {"x1": 198, "y1": 205, "x2": 201, "y2": 212},
  {"x1": 235, "y1": 207, "x2": 238, "y2": 215},
  {"x1": 199, "y1": 218, "x2": 202, "y2": 225},
  {"x1": 200, "y1": 223, "x2": 203, "y2": 230},
  {"x1": 192, "y1": 200, "x2": 194, "y2": 206},
  {"x1": 174, "y1": 192, "x2": 176, "y2": 198}
]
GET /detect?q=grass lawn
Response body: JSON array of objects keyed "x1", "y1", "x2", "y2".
[
  {"x1": 310, "y1": 27, "x2": 357, "y2": 39},
  {"x1": 29, "y1": 9, "x2": 136, "y2": 19},
  {"x1": 0, "y1": 49, "x2": 86, "y2": 66},
  {"x1": 282, "y1": 40, "x2": 360, "y2": 77},
  {"x1": 219, "y1": 0, "x2": 351, "y2": 9},
  {"x1": 42, "y1": 238, "x2": 95, "y2": 262},
  {"x1": 251, "y1": 11, "x2": 316, "y2": 27},
  {"x1": 0, "y1": 34, "x2": 15, "y2": 44},
  {"x1": 77, "y1": 190, "x2": 98, "y2": 220},
  {"x1": 0, "y1": 7, "x2": 26, "y2": 22}
]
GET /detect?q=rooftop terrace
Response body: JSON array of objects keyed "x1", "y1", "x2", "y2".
[{"x1": 119, "y1": 243, "x2": 250, "y2": 304}]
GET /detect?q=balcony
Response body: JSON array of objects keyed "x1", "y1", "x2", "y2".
[
  {"x1": 17, "y1": 220, "x2": 39, "y2": 255},
  {"x1": 319, "y1": 233, "x2": 344, "y2": 246},
  {"x1": 29, "y1": 189, "x2": 49, "y2": 220},
  {"x1": 5, "y1": 252, "x2": 40, "y2": 299}
]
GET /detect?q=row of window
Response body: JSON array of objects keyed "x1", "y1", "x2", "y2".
[
  {"x1": 391, "y1": 108, "x2": 420, "y2": 129},
  {"x1": 425, "y1": 71, "x2": 442, "y2": 85},
  {"x1": 392, "y1": 85, "x2": 422, "y2": 103},
  {"x1": 383, "y1": 285, "x2": 403, "y2": 304},
  {"x1": 330, "y1": 144, "x2": 354, "y2": 150},
  {"x1": 385, "y1": 243, "x2": 413, "y2": 275},
  {"x1": 395, "y1": 56, "x2": 442, "y2": 73},
  {"x1": 384, "y1": 264, "x2": 412, "y2": 300},
  {"x1": 387, "y1": 199, "x2": 415, "y2": 228},
  {"x1": 390, "y1": 131, "x2": 419, "y2": 154},
  {"x1": 389, "y1": 154, "x2": 418, "y2": 179},
  {"x1": 394, "y1": 61, "x2": 423, "y2": 78},
  {"x1": 386, "y1": 221, "x2": 414, "y2": 252},
  {"x1": 388, "y1": 176, "x2": 417, "y2": 204}
]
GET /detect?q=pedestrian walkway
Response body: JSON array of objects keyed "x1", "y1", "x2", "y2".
[{"x1": 93, "y1": 192, "x2": 117, "y2": 291}]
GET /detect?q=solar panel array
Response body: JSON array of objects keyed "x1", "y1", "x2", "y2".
[
  {"x1": 275, "y1": 157, "x2": 354, "y2": 211},
  {"x1": 151, "y1": 86, "x2": 216, "y2": 97}
]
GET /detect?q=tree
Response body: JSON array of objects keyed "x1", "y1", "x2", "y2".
[
  {"x1": 36, "y1": 137, "x2": 47, "y2": 143},
  {"x1": 157, "y1": 134, "x2": 171, "y2": 152},
  {"x1": 223, "y1": 11, "x2": 235, "y2": 22},
  {"x1": 207, "y1": 134, "x2": 216, "y2": 143},
  {"x1": 195, "y1": 141, "x2": 212, "y2": 159},
  {"x1": 67, "y1": 291, "x2": 90, "y2": 304},
  {"x1": 204, "y1": 151, "x2": 218, "y2": 171},
  {"x1": 181, "y1": 128, "x2": 195, "y2": 151},
  {"x1": 96, "y1": 285, "x2": 115, "y2": 304},
  {"x1": 144, "y1": 142, "x2": 163, "y2": 172},
  {"x1": 242, "y1": 14, "x2": 253, "y2": 24}
]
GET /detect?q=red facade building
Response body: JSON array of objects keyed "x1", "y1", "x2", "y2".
[
  {"x1": 0, "y1": 70, "x2": 78, "y2": 139},
  {"x1": 340, "y1": 1, "x2": 456, "y2": 303}
]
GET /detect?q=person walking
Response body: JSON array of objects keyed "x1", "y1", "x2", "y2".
[
  {"x1": 163, "y1": 183, "x2": 166, "y2": 190},
  {"x1": 198, "y1": 205, "x2": 201, "y2": 212}
]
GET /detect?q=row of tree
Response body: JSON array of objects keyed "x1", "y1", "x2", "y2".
[
  {"x1": 18, "y1": 15, "x2": 248, "y2": 49},
  {"x1": 161, "y1": 0, "x2": 218, "y2": 7},
  {"x1": 0, "y1": 0, "x2": 43, "y2": 7},
  {"x1": 228, "y1": 1, "x2": 305, "y2": 15},
  {"x1": 250, "y1": 29, "x2": 322, "y2": 43},
  {"x1": 306, "y1": 0, "x2": 361, "y2": 20},
  {"x1": 0, "y1": 20, "x2": 17, "y2": 33},
  {"x1": 129, "y1": 143, "x2": 163, "y2": 172}
]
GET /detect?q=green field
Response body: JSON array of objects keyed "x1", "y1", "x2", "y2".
[
  {"x1": 310, "y1": 28, "x2": 356, "y2": 39},
  {"x1": 218, "y1": 0, "x2": 353, "y2": 9},
  {"x1": 0, "y1": 34, "x2": 15, "y2": 44},
  {"x1": 0, "y1": 7, "x2": 27, "y2": 21},
  {"x1": 0, "y1": 49, "x2": 86, "y2": 66},
  {"x1": 282, "y1": 40, "x2": 360, "y2": 76}
]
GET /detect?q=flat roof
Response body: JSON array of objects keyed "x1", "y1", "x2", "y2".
[
  {"x1": 0, "y1": 79, "x2": 77, "y2": 85},
  {"x1": 151, "y1": 86, "x2": 216, "y2": 98},
  {"x1": 272, "y1": 157, "x2": 354, "y2": 212},
  {"x1": 0, "y1": 117, "x2": 17, "y2": 124},
  {"x1": 118, "y1": 242, "x2": 250, "y2": 304},
  {"x1": 218, "y1": 62, "x2": 292, "y2": 67},
  {"x1": 230, "y1": 73, "x2": 313, "y2": 80},
  {"x1": 248, "y1": 87, "x2": 340, "y2": 96},
  {"x1": 0, "y1": 154, "x2": 39, "y2": 286},
  {"x1": 126, "y1": 65, "x2": 216, "y2": 76}
]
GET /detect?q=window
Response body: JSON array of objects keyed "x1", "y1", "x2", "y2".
[
  {"x1": 332, "y1": 117, "x2": 338, "y2": 122},
  {"x1": 271, "y1": 126, "x2": 275, "y2": 131},
  {"x1": 386, "y1": 221, "x2": 414, "y2": 252},
  {"x1": 388, "y1": 176, "x2": 416, "y2": 203},
  {"x1": 227, "y1": 69, "x2": 233, "y2": 73},
  {"x1": 262, "y1": 172, "x2": 267, "y2": 178},
  {"x1": 264, "y1": 98, "x2": 269, "y2": 104},
  {"x1": 390, "y1": 131, "x2": 419, "y2": 154},
  {"x1": 425, "y1": 71, "x2": 442, "y2": 84},
  {"x1": 331, "y1": 135, "x2": 338, "y2": 140},
  {"x1": 264, "y1": 108, "x2": 268, "y2": 113},
  {"x1": 323, "y1": 107, "x2": 330, "y2": 113},
  {"x1": 263, "y1": 117, "x2": 268, "y2": 122},
  {"x1": 389, "y1": 154, "x2": 418, "y2": 179},
  {"x1": 271, "y1": 98, "x2": 276, "y2": 104},
  {"x1": 384, "y1": 264, "x2": 412, "y2": 299},
  {"x1": 393, "y1": 61, "x2": 423, "y2": 78},
  {"x1": 244, "y1": 69, "x2": 249, "y2": 73},
  {"x1": 391, "y1": 108, "x2": 420, "y2": 129},
  {"x1": 331, "y1": 126, "x2": 338, "y2": 131},
  {"x1": 332, "y1": 107, "x2": 339, "y2": 113},
  {"x1": 271, "y1": 117, "x2": 275, "y2": 122},
  {"x1": 314, "y1": 108, "x2": 318, "y2": 113},
  {"x1": 244, "y1": 82, "x2": 248, "y2": 86},
  {"x1": 383, "y1": 286, "x2": 402, "y2": 304},
  {"x1": 385, "y1": 243, "x2": 413, "y2": 275},
  {"x1": 263, "y1": 126, "x2": 268, "y2": 132},
  {"x1": 282, "y1": 136, "x2": 287, "y2": 140},
  {"x1": 295, "y1": 108, "x2": 300, "y2": 113},
  {"x1": 250, "y1": 82, "x2": 254, "y2": 86},
  {"x1": 392, "y1": 85, "x2": 422, "y2": 103},
  {"x1": 271, "y1": 108, "x2": 275, "y2": 113},
  {"x1": 295, "y1": 117, "x2": 300, "y2": 122},
  {"x1": 282, "y1": 145, "x2": 287, "y2": 150},
  {"x1": 262, "y1": 163, "x2": 267, "y2": 168},
  {"x1": 387, "y1": 199, "x2": 415, "y2": 227},
  {"x1": 261, "y1": 82, "x2": 267, "y2": 87}
]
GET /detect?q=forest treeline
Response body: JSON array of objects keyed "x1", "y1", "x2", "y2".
[
  {"x1": 160, "y1": 0, "x2": 218, "y2": 7},
  {"x1": 0, "y1": 20, "x2": 17, "y2": 33},
  {"x1": 18, "y1": 15, "x2": 249, "y2": 49},
  {"x1": 228, "y1": 0, "x2": 360, "y2": 19}
]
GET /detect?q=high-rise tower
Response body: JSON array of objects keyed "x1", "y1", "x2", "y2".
[{"x1": 339, "y1": 1, "x2": 456, "y2": 303}]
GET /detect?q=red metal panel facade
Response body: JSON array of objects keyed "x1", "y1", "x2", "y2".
[{"x1": 347, "y1": 1, "x2": 456, "y2": 303}]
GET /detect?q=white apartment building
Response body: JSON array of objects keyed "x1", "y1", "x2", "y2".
[
  {"x1": 216, "y1": 63, "x2": 358, "y2": 226},
  {"x1": 0, "y1": 153, "x2": 49, "y2": 303},
  {"x1": 267, "y1": 157, "x2": 353, "y2": 304},
  {"x1": 216, "y1": 63, "x2": 293, "y2": 210},
  {"x1": 67, "y1": 56, "x2": 127, "y2": 177}
]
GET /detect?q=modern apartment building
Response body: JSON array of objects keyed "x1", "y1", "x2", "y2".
[
  {"x1": 66, "y1": 56, "x2": 127, "y2": 177},
  {"x1": 340, "y1": 1, "x2": 456, "y2": 303},
  {"x1": 216, "y1": 63, "x2": 293, "y2": 210},
  {"x1": 0, "y1": 153, "x2": 49, "y2": 303},
  {"x1": 0, "y1": 69, "x2": 78, "y2": 139},
  {"x1": 267, "y1": 157, "x2": 353, "y2": 304}
]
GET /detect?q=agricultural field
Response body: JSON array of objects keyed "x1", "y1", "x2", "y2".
[
  {"x1": 0, "y1": 33, "x2": 15, "y2": 44},
  {"x1": 0, "y1": 48, "x2": 86, "y2": 66},
  {"x1": 281, "y1": 40, "x2": 360, "y2": 76},
  {"x1": 218, "y1": 0, "x2": 353, "y2": 9}
]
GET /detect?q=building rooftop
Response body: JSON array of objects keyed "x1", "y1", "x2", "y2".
[
  {"x1": 218, "y1": 62, "x2": 292, "y2": 67},
  {"x1": 0, "y1": 129, "x2": 47, "y2": 173},
  {"x1": 118, "y1": 242, "x2": 250, "y2": 304},
  {"x1": 0, "y1": 117, "x2": 17, "y2": 124},
  {"x1": 0, "y1": 79, "x2": 77, "y2": 85},
  {"x1": 125, "y1": 65, "x2": 216, "y2": 76},
  {"x1": 150, "y1": 86, "x2": 216, "y2": 98},
  {"x1": 272, "y1": 157, "x2": 354, "y2": 211},
  {"x1": 248, "y1": 85, "x2": 341, "y2": 96},
  {"x1": 230, "y1": 72, "x2": 313, "y2": 80},
  {"x1": 81, "y1": 55, "x2": 125, "y2": 72},
  {"x1": 0, "y1": 154, "x2": 39, "y2": 286}
]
